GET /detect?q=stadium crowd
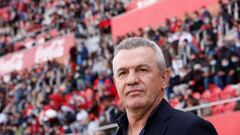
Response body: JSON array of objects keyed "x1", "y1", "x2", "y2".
[
  {"x1": 0, "y1": 0, "x2": 125, "y2": 56},
  {"x1": 0, "y1": 0, "x2": 240, "y2": 134}
]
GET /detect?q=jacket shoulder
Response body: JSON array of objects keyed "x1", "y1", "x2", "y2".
[{"x1": 170, "y1": 109, "x2": 218, "y2": 135}]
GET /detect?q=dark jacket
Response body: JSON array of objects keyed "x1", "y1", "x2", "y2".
[{"x1": 115, "y1": 99, "x2": 218, "y2": 135}]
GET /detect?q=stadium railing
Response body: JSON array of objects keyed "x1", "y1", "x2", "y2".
[{"x1": 91, "y1": 96, "x2": 240, "y2": 133}]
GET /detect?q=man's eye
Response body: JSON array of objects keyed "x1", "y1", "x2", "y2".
[
  {"x1": 118, "y1": 71, "x2": 126, "y2": 77},
  {"x1": 139, "y1": 68, "x2": 148, "y2": 72}
]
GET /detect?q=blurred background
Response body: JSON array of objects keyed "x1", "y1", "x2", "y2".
[{"x1": 0, "y1": 0, "x2": 239, "y2": 135}]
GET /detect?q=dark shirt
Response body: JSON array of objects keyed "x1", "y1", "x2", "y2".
[{"x1": 115, "y1": 99, "x2": 218, "y2": 135}]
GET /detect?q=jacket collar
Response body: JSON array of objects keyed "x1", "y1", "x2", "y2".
[{"x1": 116, "y1": 98, "x2": 173, "y2": 135}]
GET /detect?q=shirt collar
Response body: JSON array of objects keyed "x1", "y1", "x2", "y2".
[
  {"x1": 116, "y1": 112, "x2": 128, "y2": 135},
  {"x1": 116, "y1": 99, "x2": 171, "y2": 133}
]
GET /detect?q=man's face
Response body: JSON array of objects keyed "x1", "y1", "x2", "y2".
[{"x1": 113, "y1": 47, "x2": 169, "y2": 110}]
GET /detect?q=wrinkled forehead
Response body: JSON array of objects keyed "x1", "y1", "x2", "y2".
[{"x1": 112, "y1": 47, "x2": 157, "y2": 73}]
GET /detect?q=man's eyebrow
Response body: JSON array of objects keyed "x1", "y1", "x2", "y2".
[
  {"x1": 116, "y1": 64, "x2": 150, "y2": 72},
  {"x1": 116, "y1": 67, "x2": 128, "y2": 73},
  {"x1": 137, "y1": 64, "x2": 150, "y2": 67}
]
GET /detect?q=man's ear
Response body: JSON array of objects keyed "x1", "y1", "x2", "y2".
[{"x1": 161, "y1": 68, "x2": 170, "y2": 89}]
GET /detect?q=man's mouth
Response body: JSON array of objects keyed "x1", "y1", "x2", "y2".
[{"x1": 126, "y1": 89, "x2": 144, "y2": 96}]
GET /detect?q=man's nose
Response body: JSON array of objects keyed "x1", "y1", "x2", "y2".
[{"x1": 126, "y1": 71, "x2": 139, "y2": 86}]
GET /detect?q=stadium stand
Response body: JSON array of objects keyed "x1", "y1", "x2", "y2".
[{"x1": 0, "y1": 0, "x2": 240, "y2": 134}]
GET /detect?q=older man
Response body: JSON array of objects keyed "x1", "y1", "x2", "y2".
[{"x1": 112, "y1": 37, "x2": 217, "y2": 135}]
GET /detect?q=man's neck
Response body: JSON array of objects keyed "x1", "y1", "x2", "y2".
[
  {"x1": 126, "y1": 110, "x2": 149, "y2": 135},
  {"x1": 126, "y1": 97, "x2": 163, "y2": 135}
]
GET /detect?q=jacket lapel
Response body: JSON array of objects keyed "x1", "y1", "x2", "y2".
[
  {"x1": 144, "y1": 99, "x2": 173, "y2": 135},
  {"x1": 115, "y1": 99, "x2": 173, "y2": 135}
]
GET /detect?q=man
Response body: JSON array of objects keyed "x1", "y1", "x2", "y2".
[{"x1": 112, "y1": 37, "x2": 217, "y2": 135}]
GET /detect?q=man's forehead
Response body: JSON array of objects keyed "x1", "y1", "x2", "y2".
[
  {"x1": 113, "y1": 47, "x2": 156, "y2": 71},
  {"x1": 114, "y1": 50, "x2": 155, "y2": 68}
]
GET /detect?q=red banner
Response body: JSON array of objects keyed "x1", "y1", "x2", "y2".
[
  {"x1": 0, "y1": 34, "x2": 75, "y2": 75},
  {"x1": 111, "y1": 0, "x2": 220, "y2": 40}
]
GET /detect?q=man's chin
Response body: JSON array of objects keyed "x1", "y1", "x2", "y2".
[{"x1": 125, "y1": 100, "x2": 146, "y2": 110}]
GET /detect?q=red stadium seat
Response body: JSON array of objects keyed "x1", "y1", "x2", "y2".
[
  {"x1": 223, "y1": 85, "x2": 237, "y2": 97},
  {"x1": 211, "y1": 105, "x2": 224, "y2": 115},
  {"x1": 210, "y1": 88, "x2": 221, "y2": 102},
  {"x1": 220, "y1": 90, "x2": 231, "y2": 100},
  {"x1": 201, "y1": 90, "x2": 211, "y2": 103},
  {"x1": 223, "y1": 102, "x2": 237, "y2": 113},
  {"x1": 193, "y1": 92, "x2": 201, "y2": 100}
]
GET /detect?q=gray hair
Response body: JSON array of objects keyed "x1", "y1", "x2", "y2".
[{"x1": 112, "y1": 37, "x2": 166, "y2": 74}]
